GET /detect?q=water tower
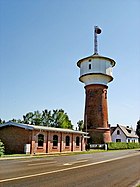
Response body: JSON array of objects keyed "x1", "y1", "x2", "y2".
[{"x1": 77, "y1": 26, "x2": 116, "y2": 143}]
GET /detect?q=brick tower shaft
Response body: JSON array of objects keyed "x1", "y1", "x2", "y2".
[{"x1": 84, "y1": 84, "x2": 111, "y2": 143}]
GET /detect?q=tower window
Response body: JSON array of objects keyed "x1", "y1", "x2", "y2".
[
  {"x1": 105, "y1": 90, "x2": 107, "y2": 99},
  {"x1": 89, "y1": 64, "x2": 91, "y2": 69}
]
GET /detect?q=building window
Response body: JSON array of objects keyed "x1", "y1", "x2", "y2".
[
  {"x1": 66, "y1": 136, "x2": 70, "y2": 146},
  {"x1": 89, "y1": 64, "x2": 91, "y2": 69},
  {"x1": 128, "y1": 139, "x2": 130, "y2": 143},
  {"x1": 117, "y1": 130, "x2": 120, "y2": 135},
  {"x1": 76, "y1": 136, "x2": 80, "y2": 146},
  {"x1": 116, "y1": 139, "x2": 121, "y2": 142},
  {"x1": 38, "y1": 134, "x2": 44, "y2": 147},
  {"x1": 53, "y1": 135, "x2": 58, "y2": 146}
]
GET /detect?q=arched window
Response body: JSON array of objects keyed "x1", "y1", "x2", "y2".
[
  {"x1": 117, "y1": 130, "x2": 120, "y2": 135},
  {"x1": 38, "y1": 134, "x2": 44, "y2": 147},
  {"x1": 53, "y1": 135, "x2": 58, "y2": 146},
  {"x1": 66, "y1": 136, "x2": 70, "y2": 146},
  {"x1": 76, "y1": 136, "x2": 80, "y2": 146}
]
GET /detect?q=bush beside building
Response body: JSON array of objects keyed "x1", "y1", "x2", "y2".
[
  {"x1": 107, "y1": 142, "x2": 140, "y2": 150},
  {"x1": 0, "y1": 139, "x2": 4, "y2": 156}
]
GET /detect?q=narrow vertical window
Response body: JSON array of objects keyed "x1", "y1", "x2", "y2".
[
  {"x1": 105, "y1": 90, "x2": 107, "y2": 99},
  {"x1": 53, "y1": 135, "x2": 58, "y2": 146},
  {"x1": 66, "y1": 136, "x2": 70, "y2": 146},
  {"x1": 76, "y1": 136, "x2": 80, "y2": 146},
  {"x1": 38, "y1": 134, "x2": 44, "y2": 147},
  {"x1": 117, "y1": 130, "x2": 120, "y2": 135},
  {"x1": 89, "y1": 64, "x2": 91, "y2": 69}
]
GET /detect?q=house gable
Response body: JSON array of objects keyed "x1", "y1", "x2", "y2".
[
  {"x1": 111, "y1": 126, "x2": 126, "y2": 142},
  {"x1": 111, "y1": 124, "x2": 139, "y2": 143}
]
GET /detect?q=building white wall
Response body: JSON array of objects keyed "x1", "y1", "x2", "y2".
[
  {"x1": 80, "y1": 74, "x2": 111, "y2": 86},
  {"x1": 80, "y1": 58, "x2": 113, "y2": 77},
  {"x1": 126, "y1": 137, "x2": 139, "y2": 143},
  {"x1": 112, "y1": 127, "x2": 127, "y2": 142},
  {"x1": 111, "y1": 126, "x2": 139, "y2": 143}
]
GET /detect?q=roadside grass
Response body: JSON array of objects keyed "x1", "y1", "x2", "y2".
[
  {"x1": 1, "y1": 148, "x2": 139, "y2": 159},
  {"x1": 1, "y1": 149, "x2": 106, "y2": 158},
  {"x1": 2, "y1": 154, "x2": 29, "y2": 157}
]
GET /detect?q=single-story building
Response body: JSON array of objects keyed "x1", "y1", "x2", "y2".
[
  {"x1": 0, "y1": 121, "x2": 88, "y2": 154},
  {"x1": 111, "y1": 124, "x2": 139, "y2": 143}
]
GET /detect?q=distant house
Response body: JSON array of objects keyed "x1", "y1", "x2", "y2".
[
  {"x1": 111, "y1": 124, "x2": 139, "y2": 143},
  {"x1": 0, "y1": 121, "x2": 87, "y2": 154}
]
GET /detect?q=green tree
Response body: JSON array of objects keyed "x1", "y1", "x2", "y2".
[
  {"x1": 42, "y1": 109, "x2": 52, "y2": 126},
  {"x1": 77, "y1": 120, "x2": 84, "y2": 131},
  {"x1": 22, "y1": 109, "x2": 73, "y2": 129},
  {"x1": 0, "y1": 119, "x2": 2, "y2": 124},
  {"x1": 32, "y1": 111, "x2": 43, "y2": 126},
  {"x1": 0, "y1": 140, "x2": 4, "y2": 157},
  {"x1": 51, "y1": 109, "x2": 73, "y2": 129},
  {"x1": 11, "y1": 119, "x2": 22, "y2": 123},
  {"x1": 23, "y1": 112, "x2": 34, "y2": 124},
  {"x1": 136, "y1": 120, "x2": 140, "y2": 142},
  {"x1": 0, "y1": 119, "x2": 5, "y2": 124}
]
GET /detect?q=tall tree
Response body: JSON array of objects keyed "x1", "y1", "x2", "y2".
[
  {"x1": 51, "y1": 109, "x2": 73, "y2": 129},
  {"x1": 0, "y1": 109, "x2": 73, "y2": 129},
  {"x1": 22, "y1": 109, "x2": 73, "y2": 129},
  {"x1": 42, "y1": 109, "x2": 52, "y2": 126},
  {"x1": 32, "y1": 111, "x2": 43, "y2": 126},
  {"x1": 77, "y1": 120, "x2": 84, "y2": 131},
  {"x1": 136, "y1": 120, "x2": 140, "y2": 142},
  {"x1": 23, "y1": 112, "x2": 34, "y2": 124}
]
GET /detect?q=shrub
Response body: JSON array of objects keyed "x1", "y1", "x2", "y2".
[
  {"x1": 107, "y1": 142, "x2": 140, "y2": 150},
  {"x1": 107, "y1": 142, "x2": 127, "y2": 150},
  {"x1": 0, "y1": 139, "x2": 4, "y2": 156},
  {"x1": 127, "y1": 143, "x2": 140, "y2": 149}
]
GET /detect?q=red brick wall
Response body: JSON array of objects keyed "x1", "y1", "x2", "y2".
[
  {"x1": 0, "y1": 126, "x2": 85, "y2": 154},
  {"x1": 0, "y1": 126, "x2": 32, "y2": 154},
  {"x1": 48, "y1": 132, "x2": 61, "y2": 153},
  {"x1": 84, "y1": 84, "x2": 111, "y2": 143},
  {"x1": 31, "y1": 131, "x2": 83, "y2": 154},
  {"x1": 31, "y1": 130, "x2": 47, "y2": 154}
]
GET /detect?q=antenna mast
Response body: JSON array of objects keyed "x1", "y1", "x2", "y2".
[{"x1": 94, "y1": 26, "x2": 102, "y2": 55}]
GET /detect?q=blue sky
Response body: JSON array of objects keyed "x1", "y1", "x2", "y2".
[{"x1": 0, "y1": 0, "x2": 140, "y2": 129}]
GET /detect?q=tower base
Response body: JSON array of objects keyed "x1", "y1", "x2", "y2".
[{"x1": 87, "y1": 128, "x2": 112, "y2": 144}]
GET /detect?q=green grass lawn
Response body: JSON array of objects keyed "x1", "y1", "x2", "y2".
[{"x1": 0, "y1": 149, "x2": 107, "y2": 158}]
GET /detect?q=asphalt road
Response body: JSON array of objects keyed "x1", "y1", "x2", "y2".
[{"x1": 0, "y1": 149, "x2": 140, "y2": 187}]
